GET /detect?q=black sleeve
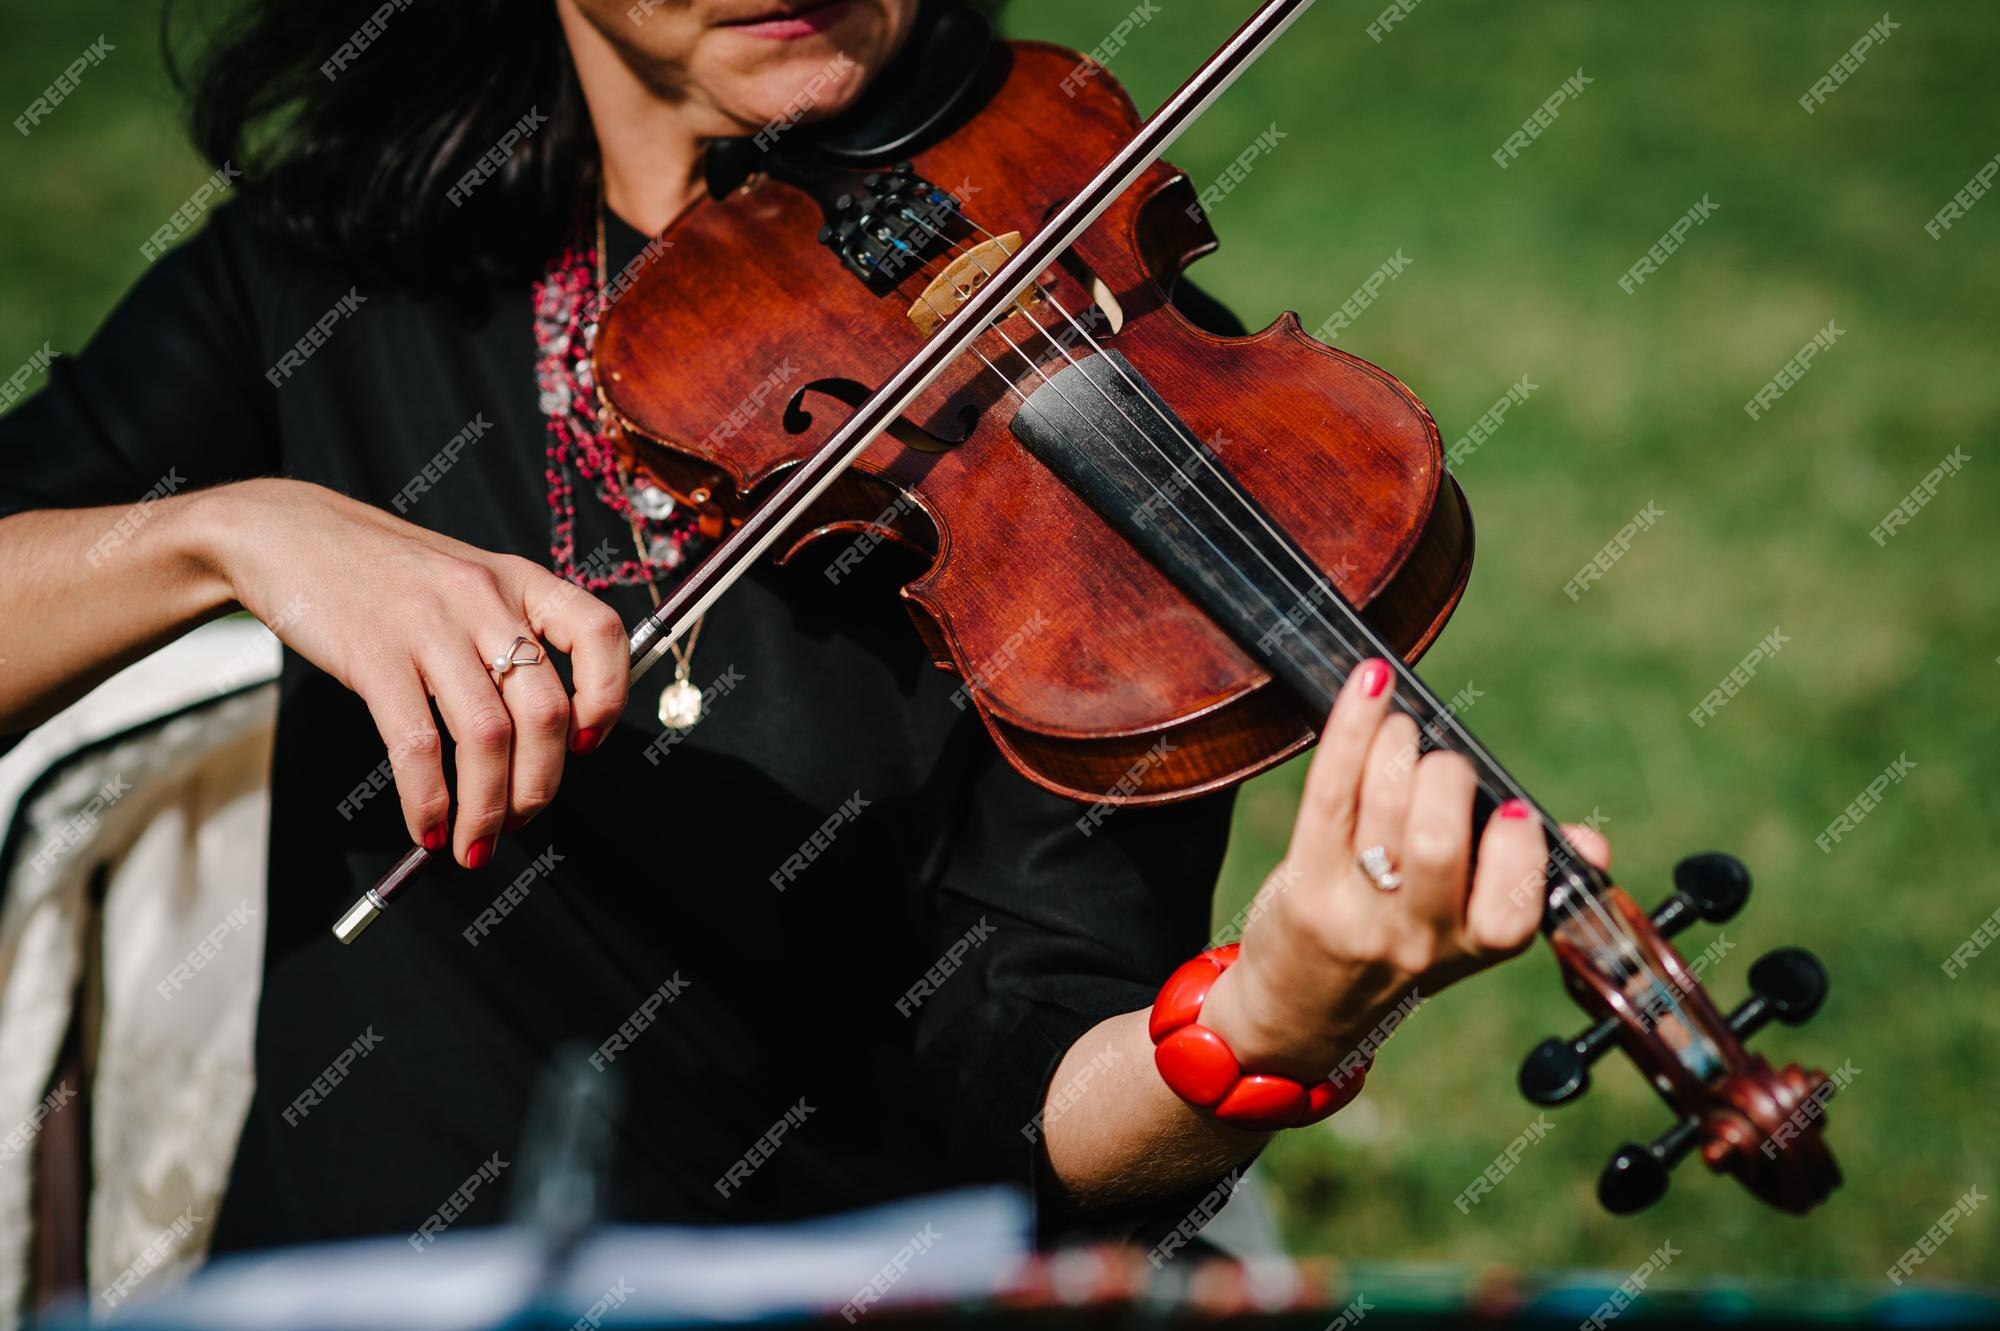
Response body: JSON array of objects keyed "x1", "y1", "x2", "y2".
[
  {"x1": 909, "y1": 738, "x2": 1239, "y2": 1241},
  {"x1": 902, "y1": 275, "x2": 1252, "y2": 1243},
  {"x1": 0, "y1": 200, "x2": 277, "y2": 523}
]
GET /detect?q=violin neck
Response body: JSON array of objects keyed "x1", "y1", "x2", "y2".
[{"x1": 1009, "y1": 349, "x2": 1604, "y2": 924}]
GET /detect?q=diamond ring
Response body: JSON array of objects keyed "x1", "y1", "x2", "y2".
[{"x1": 1356, "y1": 844, "x2": 1403, "y2": 892}]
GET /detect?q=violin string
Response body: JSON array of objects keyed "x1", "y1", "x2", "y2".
[
  {"x1": 933, "y1": 210, "x2": 1557, "y2": 820},
  {"x1": 977, "y1": 305, "x2": 1652, "y2": 988},
  {"x1": 895, "y1": 215, "x2": 1546, "y2": 814},
  {"x1": 881, "y1": 201, "x2": 1641, "y2": 975},
  {"x1": 874, "y1": 233, "x2": 1616, "y2": 972},
  {"x1": 999, "y1": 314, "x2": 1640, "y2": 975},
  {"x1": 897, "y1": 199, "x2": 1671, "y2": 1001},
  {"x1": 906, "y1": 258, "x2": 1035, "y2": 408},
  {"x1": 1043, "y1": 281, "x2": 1659, "y2": 989},
  {"x1": 887, "y1": 218, "x2": 1378, "y2": 709},
  {"x1": 939, "y1": 271, "x2": 1649, "y2": 978},
  {"x1": 872, "y1": 177, "x2": 1675, "y2": 1029},
  {"x1": 1000, "y1": 266, "x2": 1653, "y2": 973}
]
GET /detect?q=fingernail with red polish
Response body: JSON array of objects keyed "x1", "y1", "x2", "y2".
[
  {"x1": 422, "y1": 824, "x2": 448, "y2": 853},
  {"x1": 1498, "y1": 799, "x2": 1531, "y2": 820},
  {"x1": 466, "y1": 836, "x2": 496, "y2": 870},
  {"x1": 570, "y1": 727, "x2": 601, "y2": 755},
  {"x1": 1359, "y1": 658, "x2": 1391, "y2": 698}
]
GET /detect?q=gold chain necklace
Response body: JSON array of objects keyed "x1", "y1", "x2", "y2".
[{"x1": 597, "y1": 191, "x2": 707, "y2": 731}]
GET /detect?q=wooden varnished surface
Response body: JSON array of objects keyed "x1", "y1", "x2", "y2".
[{"x1": 598, "y1": 42, "x2": 1469, "y2": 803}]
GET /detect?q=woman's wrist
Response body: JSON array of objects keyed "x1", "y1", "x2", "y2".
[
  {"x1": 1196, "y1": 956, "x2": 1346, "y2": 1085},
  {"x1": 1149, "y1": 945, "x2": 1370, "y2": 1132},
  {"x1": 182, "y1": 477, "x2": 295, "y2": 610},
  {"x1": 133, "y1": 481, "x2": 256, "y2": 623}
]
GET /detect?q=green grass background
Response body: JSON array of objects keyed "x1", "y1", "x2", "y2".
[{"x1": 4, "y1": 0, "x2": 1996, "y2": 1288}]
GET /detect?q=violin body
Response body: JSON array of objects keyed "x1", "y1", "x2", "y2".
[{"x1": 597, "y1": 41, "x2": 1470, "y2": 805}]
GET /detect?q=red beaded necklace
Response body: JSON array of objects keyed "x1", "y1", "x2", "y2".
[{"x1": 532, "y1": 209, "x2": 705, "y2": 592}]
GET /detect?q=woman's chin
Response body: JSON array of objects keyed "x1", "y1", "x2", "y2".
[
  {"x1": 712, "y1": 50, "x2": 879, "y2": 133},
  {"x1": 699, "y1": 1, "x2": 906, "y2": 129}
]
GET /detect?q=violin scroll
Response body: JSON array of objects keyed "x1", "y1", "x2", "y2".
[{"x1": 1526, "y1": 853, "x2": 1842, "y2": 1215}]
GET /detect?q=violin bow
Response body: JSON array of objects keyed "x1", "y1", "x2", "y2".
[{"x1": 332, "y1": 0, "x2": 1320, "y2": 944}]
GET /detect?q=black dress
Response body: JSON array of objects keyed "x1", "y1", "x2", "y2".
[{"x1": 0, "y1": 200, "x2": 1238, "y2": 1252}]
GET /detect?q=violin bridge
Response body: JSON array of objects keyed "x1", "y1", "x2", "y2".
[{"x1": 906, "y1": 232, "x2": 1039, "y2": 337}]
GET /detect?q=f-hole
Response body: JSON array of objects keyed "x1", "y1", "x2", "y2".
[
  {"x1": 783, "y1": 378, "x2": 977, "y2": 454},
  {"x1": 1039, "y1": 198, "x2": 1126, "y2": 334},
  {"x1": 1054, "y1": 251, "x2": 1125, "y2": 335}
]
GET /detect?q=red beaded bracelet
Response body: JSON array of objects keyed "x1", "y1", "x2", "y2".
[{"x1": 1148, "y1": 943, "x2": 1370, "y2": 1131}]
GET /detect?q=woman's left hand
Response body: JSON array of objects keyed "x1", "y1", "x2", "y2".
[{"x1": 1198, "y1": 656, "x2": 1612, "y2": 1086}]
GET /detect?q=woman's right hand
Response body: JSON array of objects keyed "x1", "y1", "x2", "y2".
[{"x1": 198, "y1": 478, "x2": 631, "y2": 867}]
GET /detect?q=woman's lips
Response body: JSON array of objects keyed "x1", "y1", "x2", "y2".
[{"x1": 723, "y1": 0, "x2": 853, "y2": 39}]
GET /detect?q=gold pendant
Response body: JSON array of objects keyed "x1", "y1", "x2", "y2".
[{"x1": 657, "y1": 678, "x2": 703, "y2": 730}]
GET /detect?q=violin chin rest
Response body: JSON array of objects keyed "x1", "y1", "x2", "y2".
[
  {"x1": 802, "y1": 2, "x2": 999, "y2": 162},
  {"x1": 704, "y1": 1, "x2": 1000, "y2": 198}
]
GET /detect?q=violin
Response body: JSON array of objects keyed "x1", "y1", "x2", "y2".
[{"x1": 338, "y1": 0, "x2": 1840, "y2": 1216}]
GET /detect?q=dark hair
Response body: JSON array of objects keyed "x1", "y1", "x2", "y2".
[
  {"x1": 168, "y1": 1, "x2": 1000, "y2": 301},
  {"x1": 163, "y1": 1, "x2": 596, "y2": 297},
  {"x1": 168, "y1": 0, "x2": 595, "y2": 299}
]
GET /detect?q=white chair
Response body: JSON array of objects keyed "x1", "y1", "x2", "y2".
[{"x1": 0, "y1": 620, "x2": 277, "y2": 1328}]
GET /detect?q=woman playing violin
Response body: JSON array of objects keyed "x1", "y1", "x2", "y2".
[{"x1": 0, "y1": 0, "x2": 1608, "y2": 1252}]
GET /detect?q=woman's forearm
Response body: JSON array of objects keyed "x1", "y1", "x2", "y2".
[
  {"x1": 1040, "y1": 1008, "x2": 1270, "y2": 1210},
  {"x1": 0, "y1": 485, "x2": 239, "y2": 733}
]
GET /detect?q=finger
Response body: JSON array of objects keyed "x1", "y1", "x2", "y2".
[
  {"x1": 1397, "y1": 749, "x2": 1479, "y2": 931},
  {"x1": 421, "y1": 645, "x2": 515, "y2": 868},
  {"x1": 1560, "y1": 822, "x2": 1612, "y2": 872},
  {"x1": 518, "y1": 564, "x2": 629, "y2": 753},
  {"x1": 1291, "y1": 657, "x2": 1397, "y2": 867},
  {"x1": 1350, "y1": 711, "x2": 1421, "y2": 883},
  {"x1": 355, "y1": 663, "x2": 450, "y2": 852},
  {"x1": 490, "y1": 630, "x2": 571, "y2": 830},
  {"x1": 1463, "y1": 798, "x2": 1550, "y2": 959}
]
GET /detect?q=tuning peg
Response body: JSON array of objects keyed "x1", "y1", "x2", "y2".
[
  {"x1": 1520, "y1": 1015, "x2": 1621, "y2": 1106},
  {"x1": 1599, "y1": 1117, "x2": 1700, "y2": 1214},
  {"x1": 1650, "y1": 852, "x2": 1751, "y2": 939},
  {"x1": 1727, "y1": 947, "x2": 1828, "y2": 1040}
]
